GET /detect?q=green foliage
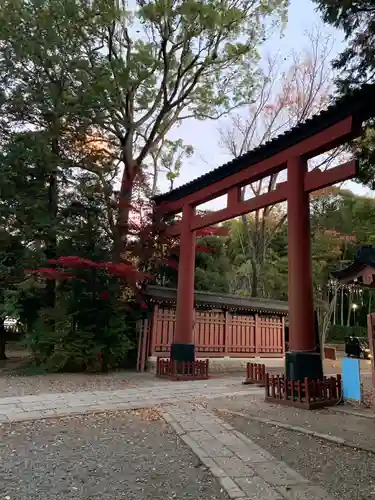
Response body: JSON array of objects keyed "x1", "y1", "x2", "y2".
[
  {"x1": 356, "y1": 126, "x2": 375, "y2": 189},
  {"x1": 225, "y1": 214, "x2": 289, "y2": 298},
  {"x1": 195, "y1": 236, "x2": 231, "y2": 293},
  {"x1": 327, "y1": 324, "x2": 368, "y2": 342},
  {"x1": 313, "y1": 1, "x2": 375, "y2": 189},
  {"x1": 24, "y1": 187, "x2": 139, "y2": 371},
  {"x1": 0, "y1": 0, "x2": 289, "y2": 257},
  {"x1": 0, "y1": 130, "x2": 138, "y2": 370},
  {"x1": 29, "y1": 300, "x2": 135, "y2": 373},
  {"x1": 313, "y1": 0, "x2": 375, "y2": 89}
]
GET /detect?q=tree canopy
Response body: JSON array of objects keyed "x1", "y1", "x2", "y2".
[
  {"x1": 313, "y1": 0, "x2": 375, "y2": 188},
  {"x1": 312, "y1": 0, "x2": 375, "y2": 89},
  {"x1": 0, "y1": 0, "x2": 289, "y2": 260},
  {"x1": 1, "y1": 0, "x2": 374, "y2": 371}
]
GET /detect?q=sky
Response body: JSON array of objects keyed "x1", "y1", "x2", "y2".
[{"x1": 156, "y1": 0, "x2": 373, "y2": 208}]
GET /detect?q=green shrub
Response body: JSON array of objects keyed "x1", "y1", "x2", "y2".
[
  {"x1": 28, "y1": 299, "x2": 138, "y2": 373},
  {"x1": 327, "y1": 324, "x2": 368, "y2": 342}
]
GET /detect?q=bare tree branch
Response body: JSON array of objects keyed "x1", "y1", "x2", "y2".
[{"x1": 220, "y1": 25, "x2": 337, "y2": 297}]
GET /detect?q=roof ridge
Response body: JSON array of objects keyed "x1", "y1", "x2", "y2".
[{"x1": 146, "y1": 285, "x2": 288, "y2": 309}]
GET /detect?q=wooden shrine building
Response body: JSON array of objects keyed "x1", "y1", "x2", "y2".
[
  {"x1": 332, "y1": 245, "x2": 375, "y2": 286},
  {"x1": 153, "y1": 84, "x2": 375, "y2": 382},
  {"x1": 332, "y1": 245, "x2": 375, "y2": 392},
  {"x1": 151, "y1": 285, "x2": 287, "y2": 356},
  {"x1": 137, "y1": 286, "x2": 288, "y2": 371}
]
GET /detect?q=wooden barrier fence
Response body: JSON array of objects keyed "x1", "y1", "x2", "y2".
[
  {"x1": 324, "y1": 347, "x2": 336, "y2": 360},
  {"x1": 156, "y1": 358, "x2": 209, "y2": 381},
  {"x1": 148, "y1": 306, "x2": 285, "y2": 358},
  {"x1": 265, "y1": 373, "x2": 342, "y2": 410},
  {"x1": 244, "y1": 363, "x2": 266, "y2": 386}
]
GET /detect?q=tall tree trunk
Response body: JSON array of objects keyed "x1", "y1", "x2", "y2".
[
  {"x1": 332, "y1": 288, "x2": 338, "y2": 325},
  {"x1": 45, "y1": 136, "x2": 59, "y2": 315},
  {"x1": 347, "y1": 290, "x2": 352, "y2": 327},
  {"x1": 241, "y1": 210, "x2": 262, "y2": 298},
  {"x1": 321, "y1": 293, "x2": 336, "y2": 361},
  {"x1": 240, "y1": 214, "x2": 253, "y2": 293},
  {"x1": 241, "y1": 199, "x2": 272, "y2": 298},
  {"x1": 250, "y1": 257, "x2": 258, "y2": 297},
  {"x1": 0, "y1": 318, "x2": 7, "y2": 361},
  {"x1": 114, "y1": 152, "x2": 138, "y2": 263},
  {"x1": 341, "y1": 287, "x2": 344, "y2": 326},
  {"x1": 151, "y1": 162, "x2": 158, "y2": 197}
]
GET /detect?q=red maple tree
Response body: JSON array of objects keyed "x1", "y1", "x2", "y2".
[{"x1": 25, "y1": 197, "x2": 230, "y2": 304}]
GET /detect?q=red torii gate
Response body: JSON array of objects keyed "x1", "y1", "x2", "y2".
[{"x1": 154, "y1": 85, "x2": 375, "y2": 380}]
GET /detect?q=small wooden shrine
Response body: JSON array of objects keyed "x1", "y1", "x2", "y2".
[
  {"x1": 332, "y1": 245, "x2": 375, "y2": 286},
  {"x1": 333, "y1": 245, "x2": 375, "y2": 392}
]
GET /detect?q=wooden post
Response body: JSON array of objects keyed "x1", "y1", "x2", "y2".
[
  {"x1": 174, "y1": 204, "x2": 196, "y2": 345},
  {"x1": 304, "y1": 377, "x2": 311, "y2": 403},
  {"x1": 224, "y1": 310, "x2": 231, "y2": 356},
  {"x1": 150, "y1": 304, "x2": 159, "y2": 356},
  {"x1": 136, "y1": 320, "x2": 142, "y2": 372},
  {"x1": 261, "y1": 364, "x2": 266, "y2": 384},
  {"x1": 281, "y1": 316, "x2": 286, "y2": 355},
  {"x1": 255, "y1": 314, "x2": 260, "y2": 355},
  {"x1": 265, "y1": 373, "x2": 270, "y2": 398},
  {"x1": 287, "y1": 156, "x2": 315, "y2": 352},
  {"x1": 337, "y1": 374, "x2": 342, "y2": 399},
  {"x1": 139, "y1": 319, "x2": 149, "y2": 373}
]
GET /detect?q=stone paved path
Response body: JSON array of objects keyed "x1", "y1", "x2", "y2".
[
  {"x1": 0, "y1": 376, "x2": 335, "y2": 499},
  {"x1": 0, "y1": 377, "x2": 262, "y2": 422},
  {"x1": 162, "y1": 403, "x2": 335, "y2": 500}
]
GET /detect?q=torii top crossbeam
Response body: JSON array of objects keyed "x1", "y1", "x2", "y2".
[
  {"x1": 153, "y1": 84, "x2": 375, "y2": 377},
  {"x1": 155, "y1": 85, "x2": 375, "y2": 233}
]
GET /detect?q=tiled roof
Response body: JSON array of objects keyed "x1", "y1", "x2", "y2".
[
  {"x1": 146, "y1": 285, "x2": 288, "y2": 315},
  {"x1": 154, "y1": 84, "x2": 375, "y2": 204},
  {"x1": 332, "y1": 245, "x2": 375, "y2": 280}
]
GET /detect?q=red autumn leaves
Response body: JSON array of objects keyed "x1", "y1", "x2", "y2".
[
  {"x1": 25, "y1": 256, "x2": 148, "y2": 284},
  {"x1": 196, "y1": 227, "x2": 229, "y2": 237},
  {"x1": 324, "y1": 230, "x2": 356, "y2": 243},
  {"x1": 25, "y1": 226, "x2": 229, "y2": 283}
]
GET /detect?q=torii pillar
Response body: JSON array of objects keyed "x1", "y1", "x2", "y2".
[
  {"x1": 171, "y1": 204, "x2": 196, "y2": 362},
  {"x1": 287, "y1": 157, "x2": 323, "y2": 380}
]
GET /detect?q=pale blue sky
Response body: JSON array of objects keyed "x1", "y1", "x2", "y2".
[{"x1": 157, "y1": 0, "x2": 373, "y2": 204}]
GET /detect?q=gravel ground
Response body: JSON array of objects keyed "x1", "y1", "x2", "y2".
[
  {"x1": 0, "y1": 371, "x2": 153, "y2": 397},
  {"x1": 0, "y1": 409, "x2": 229, "y2": 500},
  {"x1": 361, "y1": 374, "x2": 374, "y2": 398},
  {"x1": 218, "y1": 412, "x2": 375, "y2": 500},
  {"x1": 209, "y1": 393, "x2": 375, "y2": 451}
]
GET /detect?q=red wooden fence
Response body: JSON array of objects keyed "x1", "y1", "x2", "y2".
[
  {"x1": 265, "y1": 373, "x2": 342, "y2": 410},
  {"x1": 148, "y1": 306, "x2": 284, "y2": 358},
  {"x1": 245, "y1": 363, "x2": 267, "y2": 386},
  {"x1": 156, "y1": 358, "x2": 209, "y2": 381}
]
